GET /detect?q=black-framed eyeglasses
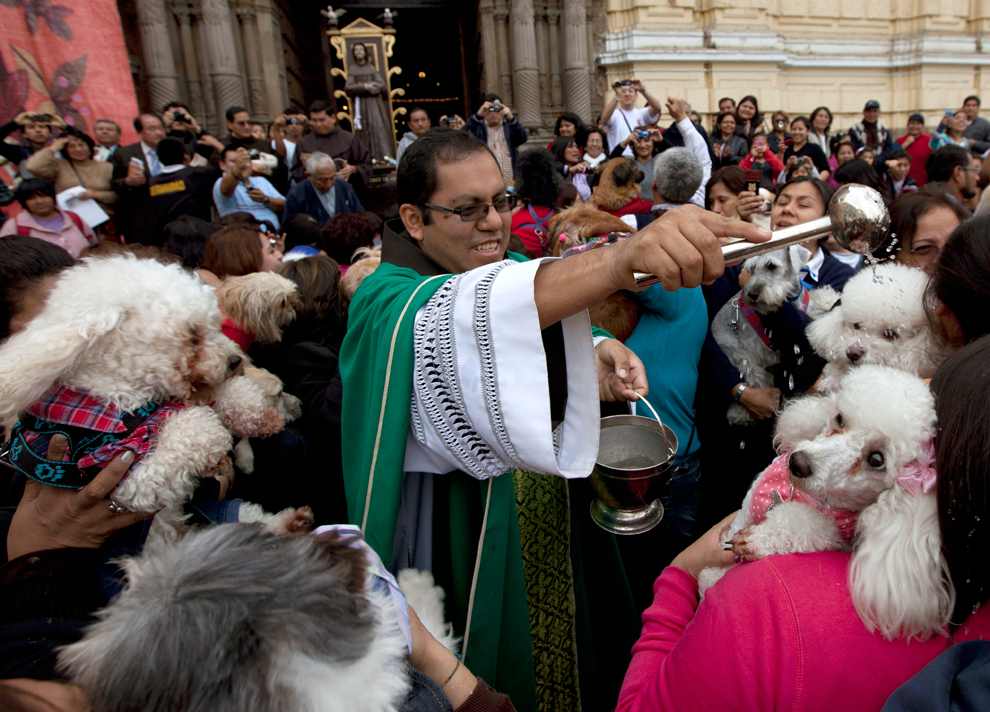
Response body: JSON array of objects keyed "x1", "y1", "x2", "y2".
[{"x1": 423, "y1": 195, "x2": 517, "y2": 222}]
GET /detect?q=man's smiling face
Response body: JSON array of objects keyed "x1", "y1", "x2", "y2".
[{"x1": 408, "y1": 150, "x2": 511, "y2": 274}]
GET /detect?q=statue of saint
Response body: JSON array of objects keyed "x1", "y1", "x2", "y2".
[{"x1": 344, "y1": 43, "x2": 394, "y2": 162}]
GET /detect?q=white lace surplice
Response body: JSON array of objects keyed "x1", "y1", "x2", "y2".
[{"x1": 403, "y1": 258, "x2": 600, "y2": 480}]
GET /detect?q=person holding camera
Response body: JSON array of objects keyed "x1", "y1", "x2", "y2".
[
  {"x1": 0, "y1": 112, "x2": 65, "y2": 176},
  {"x1": 601, "y1": 78, "x2": 662, "y2": 159},
  {"x1": 224, "y1": 106, "x2": 289, "y2": 194},
  {"x1": 462, "y1": 94, "x2": 527, "y2": 183},
  {"x1": 395, "y1": 106, "x2": 431, "y2": 164},
  {"x1": 160, "y1": 102, "x2": 224, "y2": 167},
  {"x1": 609, "y1": 126, "x2": 666, "y2": 201},
  {"x1": 213, "y1": 145, "x2": 285, "y2": 228},
  {"x1": 271, "y1": 107, "x2": 308, "y2": 171}
]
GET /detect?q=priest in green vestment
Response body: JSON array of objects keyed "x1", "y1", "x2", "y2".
[{"x1": 339, "y1": 128, "x2": 771, "y2": 711}]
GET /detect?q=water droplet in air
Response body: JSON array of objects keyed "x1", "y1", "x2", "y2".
[
  {"x1": 969, "y1": 529, "x2": 976, "y2": 537},
  {"x1": 976, "y1": 516, "x2": 981, "y2": 522},
  {"x1": 793, "y1": 344, "x2": 801, "y2": 355},
  {"x1": 797, "y1": 356, "x2": 804, "y2": 365},
  {"x1": 739, "y1": 441, "x2": 746, "y2": 450},
  {"x1": 974, "y1": 601, "x2": 982, "y2": 615},
  {"x1": 788, "y1": 375, "x2": 795, "y2": 390}
]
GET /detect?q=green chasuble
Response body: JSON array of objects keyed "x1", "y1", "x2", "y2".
[
  {"x1": 340, "y1": 234, "x2": 539, "y2": 709},
  {"x1": 340, "y1": 223, "x2": 636, "y2": 712}
]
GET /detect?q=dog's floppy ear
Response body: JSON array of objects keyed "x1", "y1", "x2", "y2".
[
  {"x1": 0, "y1": 308, "x2": 123, "y2": 422},
  {"x1": 849, "y1": 484, "x2": 954, "y2": 641},
  {"x1": 805, "y1": 306, "x2": 842, "y2": 359},
  {"x1": 789, "y1": 245, "x2": 813, "y2": 274}
]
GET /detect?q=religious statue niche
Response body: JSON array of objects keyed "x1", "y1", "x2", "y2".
[{"x1": 327, "y1": 15, "x2": 405, "y2": 163}]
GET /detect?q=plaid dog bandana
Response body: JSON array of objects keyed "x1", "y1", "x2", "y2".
[{"x1": 6, "y1": 385, "x2": 184, "y2": 489}]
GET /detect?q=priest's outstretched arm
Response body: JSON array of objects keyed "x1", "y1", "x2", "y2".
[{"x1": 405, "y1": 208, "x2": 770, "y2": 480}]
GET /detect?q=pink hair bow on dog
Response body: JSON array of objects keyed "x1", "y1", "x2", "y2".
[{"x1": 896, "y1": 440, "x2": 937, "y2": 496}]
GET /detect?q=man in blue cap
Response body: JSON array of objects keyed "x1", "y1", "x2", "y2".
[{"x1": 849, "y1": 99, "x2": 894, "y2": 167}]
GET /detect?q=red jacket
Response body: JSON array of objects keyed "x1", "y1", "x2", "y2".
[
  {"x1": 599, "y1": 197, "x2": 653, "y2": 218},
  {"x1": 740, "y1": 152, "x2": 785, "y2": 184},
  {"x1": 897, "y1": 134, "x2": 932, "y2": 187}
]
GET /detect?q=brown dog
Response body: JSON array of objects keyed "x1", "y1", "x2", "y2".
[{"x1": 548, "y1": 203, "x2": 642, "y2": 342}]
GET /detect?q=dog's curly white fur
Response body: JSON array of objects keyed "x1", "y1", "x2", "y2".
[
  {"x1": 699, "y1": 365, "x2": 953, "y2": 641},
  {"x1": 0, "y1": 255, "x2": 305, "y2": 535},
  {"x1": 398, "y1": 568, "x2": 460, "y2": 654},
  {"x1": 211, "y1": 367, "x2": 302, "y2": 473},
  {"x1": 807, "y1": 261, "x2": 953, "y2": 392}
]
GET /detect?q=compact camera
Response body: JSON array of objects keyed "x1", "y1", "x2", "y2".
[
  {"x1": 612, "y1": 80, "x2": 633, "y2": 89},
  {"x1": 248, "y1": 149, "x2": 260, "y2": 159},
  {"x1": 489, "y1": 100, "x2": 502, "y2": 112},
  {"x1": 287, "y1": 117, "x2": 300, "y2": 125},
  {"x1": 441, "y1": 116, "x2": 455, "y2": 126},
  {"x1": 173, "y1": 110, "x2": 186, "y2": 122},
  {"x1": 31, "y1": 114, "x2": 51, "y2": 123},
  {"x1": 635, "y1": 130, "x2": 651, "y2": 140}
]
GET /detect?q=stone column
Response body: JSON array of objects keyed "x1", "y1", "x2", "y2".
[
  {"x1": 135, "y1": 0, "x2": 181, "y2": 112},
  {"x1": 253, "y1": 0, "x2": 288, "y2": 115},
  {"x1": 173, "y1": 4, "x2": 205, "y2": 123},
  {"x1": 191, "y1": 8, "x2": 220, "y2": 134},
  {"x1": 200, "y1": 0, "x2": 245, "y2": 118},
  {"x1": 537, "y1": 7, "x2": 552, "y2": 127},
  {"x1": 547, "y1": 7, "x2": 562, "y2": 114},
  {"x1": 562, "y1": 0, "x2": 591, "y2": 120},
  {"x1": 494, "y1": 0, "x2": 513, "y2": 105},
  {"x1": 510, "y1": 0, "x2": 541, "y2": 127},
  {"x1": 236, "y1": 5, "x2": 269, "y2": 121},
  {"x1": 478, "y1": 0, "x2": 500, "y2": 95}
]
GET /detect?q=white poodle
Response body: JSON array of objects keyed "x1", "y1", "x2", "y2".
[
  {"x1": 712, "y1": 245, "x2": 837, "y2": 425},
  {"x1": 0, "y1": 255, "x2": 308, "y2": 536},
  {"x1": 807, "y1": 261, "x2": 954, "y2": 392},
  {"x1": 212, "y1": 366, "x2": 302, "y2": 474},
  {"x1": 698, "y1": 365, "x2": 954, "y2": 641}
]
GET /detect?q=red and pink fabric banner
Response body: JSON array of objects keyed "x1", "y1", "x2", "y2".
[{"x1": 0, "y1": 0, "x2": 139, "y2": 145}]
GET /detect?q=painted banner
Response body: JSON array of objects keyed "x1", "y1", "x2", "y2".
[{"x1": 0, "y1": 0, "x2": 139, "y2": 149}]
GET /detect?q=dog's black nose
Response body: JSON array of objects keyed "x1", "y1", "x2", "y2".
[
  {"x1": 747, "y1": 290, "x2": 760, "y2": 302},
  {"x1": 227, "y1": 355, "x2": 243, "y2": 371},
  {"x1": 789, "y1": 451, "x2": 813, "y2": 479},
  {"x1": 846, "y1": 346, "x2": 864, "y2": 363}
]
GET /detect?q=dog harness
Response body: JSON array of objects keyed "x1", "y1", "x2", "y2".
[
  {"x1": 3, "y1": 385, "x2": 184, "y2": 489},
  {"x1": 515, "y1": 204, "x2": 556, "y2": 255},
  {"x1": 749, "y1": 454, "x2": 859, "y2": 542}
]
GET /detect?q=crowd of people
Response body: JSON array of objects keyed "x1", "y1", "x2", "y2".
[{"x1": 3, "y1": 78, "x2": 990, "y2": 712}]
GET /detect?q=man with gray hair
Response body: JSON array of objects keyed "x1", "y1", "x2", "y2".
[
  {"x1": 652, "y1": 147, "x2": 705, "y2": 215},
  {"x1": 283, "y1": 150, "x2": 364, "y2": 224}
]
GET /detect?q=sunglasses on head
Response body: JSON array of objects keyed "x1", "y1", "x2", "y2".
[{"x1": 423, "y1": 195, "x2": 518, "y2": 222}]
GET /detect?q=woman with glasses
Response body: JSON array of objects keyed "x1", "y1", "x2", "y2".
[
  {"x1": 872, "y1": 188, "x2": 969, "y2": 274},
  {"x1": 808, "y1": 106, "x2": 833, "y2": 156}
]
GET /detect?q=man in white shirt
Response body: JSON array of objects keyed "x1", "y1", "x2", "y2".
[
  {"x1": 213, "y1": 145, "x2": 285, "y2": 228},
  {"x1": 271, "y1": 107, "x2": 308, "y2": 177},
  {"x1": 600, "y1": 78, "x2": 663, "y2": 158}
]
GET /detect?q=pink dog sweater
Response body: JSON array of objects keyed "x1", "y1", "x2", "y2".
[
  {"x1": 750, "y1": 454, "x2": 860, "y2": 542},
  {"x1": 616, "y1": 553, "x2": 989, "y2": 712}
]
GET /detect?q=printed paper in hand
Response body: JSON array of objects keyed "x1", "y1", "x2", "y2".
[{"x1": 56, "y1": 186, "x2": 109, "y2": 228}]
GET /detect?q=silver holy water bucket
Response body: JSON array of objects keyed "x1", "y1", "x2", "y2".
[{"x1": 590, "y1": 415, "x2": 678, "y2": 535}]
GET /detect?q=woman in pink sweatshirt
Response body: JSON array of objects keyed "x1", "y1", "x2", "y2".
[{"x1": 618, "y1": 337, "x2": 990, "y2": 711}]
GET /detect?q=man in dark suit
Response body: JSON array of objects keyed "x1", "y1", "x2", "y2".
[
  {"x1": 111, "y1": 114, "x2": 166, "y2": 245},
  {"x1": 282, "y1": 151, "x2": 363, "y2": 224}
]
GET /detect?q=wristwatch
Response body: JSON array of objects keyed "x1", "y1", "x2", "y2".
[
  {"x1": 733, "y1": 384, "x2": 747, "y2": 402},
  {"x1": 262, "y1": 196, "x2": 270, "y2": 205}
]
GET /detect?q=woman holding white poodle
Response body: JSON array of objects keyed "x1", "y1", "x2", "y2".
[{"x1": 617, "y1": 339, "x2": 990, "y2": 712}]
